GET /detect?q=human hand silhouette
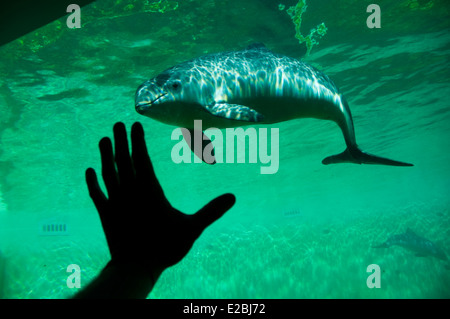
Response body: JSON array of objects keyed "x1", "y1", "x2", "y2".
[{"x1": 85, "y1": 122, "x2": 236, "y2": 279}]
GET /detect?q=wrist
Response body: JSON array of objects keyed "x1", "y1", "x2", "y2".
[
  {"x1": 73, "y1": 259, "x2": 162, "y2": 299},
  {"x1": 105, "y1": 259, "x2": 163, "y2": 285}
]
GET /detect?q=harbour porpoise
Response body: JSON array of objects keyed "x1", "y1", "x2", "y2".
[
  {"x1": 373, "y1": 228, "x2": 447, "y2": 261},
  {"x1": 135, "y1": 43, "x2": 413, "y2": 167}
]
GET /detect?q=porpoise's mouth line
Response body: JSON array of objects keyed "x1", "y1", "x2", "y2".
[{"x1": 136, "y1": 93, "x2": 167, "y2": 107}]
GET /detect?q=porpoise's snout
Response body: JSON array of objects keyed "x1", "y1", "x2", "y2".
[
  {"x1": 135, "y1": 81, "x2": 167, "y2": 114},
  {"x1": 135, "y1": 82, "x2": 152, "y2": 114}
]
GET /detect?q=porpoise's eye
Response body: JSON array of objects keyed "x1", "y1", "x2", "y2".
[{"x1": 172, "y1": 82, "x2": 180, "y2": 90}]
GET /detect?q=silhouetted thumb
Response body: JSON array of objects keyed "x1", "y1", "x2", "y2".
[{"x1": 192, "y1": 193, "x2": 236, "y2": 236}]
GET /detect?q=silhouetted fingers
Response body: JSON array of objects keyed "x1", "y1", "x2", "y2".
[
  {"x1": 131, "y1": 122, "x2": 165, "y2": 197},
  {"x1": 113, "y1": 122, "x2": 134, "y2": 187},
  {"x1": 99, "y1": 137, "x2": 119, "y2": 197},
  {"x1": 85, "y1": 168, "x2": 107, "y2": 212},
  {"x1": 191, "y1": 193, "x2": 236, "y2": 237}
]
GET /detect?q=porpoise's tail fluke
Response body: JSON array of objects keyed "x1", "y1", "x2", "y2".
[{"x1": 322, "y1": 147, "x2": 413, "y2": 167}]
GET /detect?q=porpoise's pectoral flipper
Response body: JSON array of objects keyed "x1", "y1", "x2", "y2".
[
  {"x1": 208, "y1": 103, "x2": 264, "y2": 122},
  {"x1": 181, "y1": 128, "x2": 216, "y2": 165},
  {"x1": 322, "y1": 147, "x2": 414, "y2": 167}
]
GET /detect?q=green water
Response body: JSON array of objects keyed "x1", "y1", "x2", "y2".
[{"x1": 0, "y1": 0, "x2": 449, "y2": 298}]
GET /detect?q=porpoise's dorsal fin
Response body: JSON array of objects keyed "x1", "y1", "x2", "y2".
[
  {"x1": 245, "y1": 43, "x2": 269, "y2": 51},
  {"x1": 406, "y1": 228, "x2": 416, "y2": 235}
]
